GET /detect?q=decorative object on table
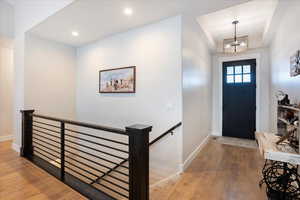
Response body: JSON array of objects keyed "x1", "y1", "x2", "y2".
[
  {"x1": 286, "y1": 110, "x2": 295, "y2": 121},
  {"x1": 276, "y1": 125, "x2": 298, "y2": 150},
  {"x1": 290, "y1": 50, "x2": 300, "y2": 77},
  {"x1": 99, "y1": 66, "x2": 136, "y2": 93},
  {"x1": 277, "y1": 102, "x2": 299, "y2": 148},
  {"x1": 276, "y1": 91, "x2": 290, "y2": 105}
]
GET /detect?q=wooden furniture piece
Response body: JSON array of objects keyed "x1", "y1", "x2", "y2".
[
  {"x1": 255, "y1": 132, "x2": 300, "y2": 165},
  {"x1": 255, "y1": 104, "x2": 300, "y2": 199}
]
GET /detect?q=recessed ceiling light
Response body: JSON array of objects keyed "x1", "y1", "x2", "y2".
[
  {"x1": 72, "y1": 31, "x2": 79, "y2": 37},
  {"x1": 124, "y1": 8, "x2": 133, "y2": 16}
]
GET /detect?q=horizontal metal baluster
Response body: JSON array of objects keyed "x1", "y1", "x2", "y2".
[
  {"x1": 64, "y1": 155, "x2": 128, "y2": 184},
  {"x1": 65, "y1": 150, "x2": 128, "y2": 177},
  {"x1": 34, "y1": 149, "x2": 61, "y2": 164},
  {"x1": 65, "y1": 160, "x2": 129, "y2": 191},
  {"x1": 65, "y1": 144, "x2": 128, "y2": 169},
  {"x1": 32, "y1": 114, "x2": 127, "y2": 135},
  {"x1": 65, "y1": 128, "x2": 128, "y2": 146},
  {"x1": 33, "y1": 132, "x2": 60, "y2": 144},
  {"x1": 96, "y1": 176, "x2": 129, "y2": 192},
  {"x1": 65, "y1": 166, "x2": 129, "y2": 199},
  {"x1": 65, "y1": 165, "x2": 95, "y2": 182},
  {"x1": 33, "y1": 124, "x2": 61, "y2": 134},
  {"x1": 33, "y1": 141, "x2": 60, "y2": 155},
  {"x1": 33, "y1": 145, "x2": 60, "y2": 158},
  {"x1": 33, "y1": 137, "x2": 60, "y2": 149},
  {"x1": 94, "y1": 182, "x2": 129, "y2": 199},
  {"x1": 33, "y1": 128, "x2": 60, "y2": 139},
  {"x1": 65, "y1": 134, "x2": 128, "y2": 154},
  {"x1": 64, "y1": 139, "x2": 127, "y2": 160},
  {"x1": 92, "y1": 159, "x2": 128, "y2": 184},
  {"x1": 33, "y1": 120, "x2": 60, "y2": 129},
  {"x1": 65, "y1": 160, "x2": 99, "y2": 177}
]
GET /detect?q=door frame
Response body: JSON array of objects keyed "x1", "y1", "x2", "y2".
[
  {"x1": 213, "y1": 53, "x2": 261, "y2": 137},
  {"x1": 222, "y1": 59, "x2": 257, "y2": 139}
]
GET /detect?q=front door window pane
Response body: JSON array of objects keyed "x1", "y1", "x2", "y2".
[
  {"x1": 235, "y1": 66, "x2": 242, "y2": 74},
  {"x1": 227, "y1": 67, "x2": 234, "y2": 75},
  {"x1": 243, "y1": 65, "x2": 251, "y2": 73},
  {"x1": 235, "y1": 75, "x2": 242, "y2": 83},
  {"x1": 227, "y1": 75, "x2": 234, "y2": 83},
  {"x1": 243, "y1": 74, "x2": 251, "y2": 83}
]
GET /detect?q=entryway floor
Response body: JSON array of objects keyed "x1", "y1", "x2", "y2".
[
  {"x1": 151, "y1": 138, "x2": 266, "y2": 200},
  {"x1": 213, "y1": 136, "x2": 258, "y2": 149}
]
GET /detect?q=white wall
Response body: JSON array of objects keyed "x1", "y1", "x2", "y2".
[
  {"x1": 0, "y1": 0, "x2": 14, "y2": 39},
  {"x1": 269, "y1": 1, "x2": 300, "y2": 132},
  {"x1": 76, "y1": 16, "x2": 182, "y2": 180},
  {"x1": 12, "y1": 0, "x2": 74, "y2": 149},
  {"x1": 0, "y1": 0, "x2": 14, "y2": 141},
  {"x1": 0, "y1": 44, "x2": 14, "y2": 140},
  {"x1": 181, "y1": 15, "x2": 212, "y2": 167},
  {"x1": 24, "y1": 34, "x2": 76, "y2": 119},
  {"x1": 212, "y1": 48, "x2": 271, "y2": 136}
]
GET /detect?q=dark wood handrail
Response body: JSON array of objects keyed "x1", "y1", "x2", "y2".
[
  {"x1": 32, "y1": 113, "x2": 127, "y2": 135},
  {"x1": 149, "y1": 122, "x2": 182, "y2": 146}
]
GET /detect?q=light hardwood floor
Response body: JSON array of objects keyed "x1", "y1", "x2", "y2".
[
  {"x1": 150, "y1": 139, "x2": 267, "y2": 200},
  {"x1": 0, "y1": 139, "x2": 266, "y2": 200},
  {"x1": 0, "y1": 141, "x2": 86, "y2": 200}
]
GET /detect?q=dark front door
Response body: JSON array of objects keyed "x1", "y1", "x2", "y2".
[{"x1": 222, "y1": 59, "x2": 256, "y2": 140}]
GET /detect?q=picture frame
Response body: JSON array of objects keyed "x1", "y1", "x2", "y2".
[
  {"x1": 290, "y1": 50, "x2": 300, "y2": 77},
  {"x1": 99, "y1": 66, "x2": 136, "y2": 93}
]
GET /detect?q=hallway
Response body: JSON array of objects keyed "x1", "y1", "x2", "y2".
[
  {"x1": 151, "y1": 139, "x2": 266, "y2": 200},
  {"x1": 0, "y1": 139, "x2": 266, "y2": 200}
]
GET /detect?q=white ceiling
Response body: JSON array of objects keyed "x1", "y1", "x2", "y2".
[
  {"x1": 28, "y1": 0, "x2": 250, "y2": 47},
  {"x1": 197, "y1": 0, "x2": 278, "y2": 51}
]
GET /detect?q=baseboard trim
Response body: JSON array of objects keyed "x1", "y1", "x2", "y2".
[
  {"x1": 180, "y1": 134, "x2": 210, "y2": 172},
  {"x1": 12, "y1": 143, "x2": 20, "y2": 153},
  {"x1": 150, "y1": 171, "x2": 181, "y2": 189},
  {"x1": 0, "y1": 135, "x2": 13, "y2": 142},
  {"x1": 211, "y1": 132, "x2": 221, "y2": 137}
]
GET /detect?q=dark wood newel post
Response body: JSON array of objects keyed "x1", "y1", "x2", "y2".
[
  {"x1": 20, "y1": 110, "x2": 35, "y2": 157},
  {"x1": 126, "y1": 124, "x2": 152, "y2": 200},
  {"x1": 60, "y1": 122, "x2": 65, "y2": 181}
]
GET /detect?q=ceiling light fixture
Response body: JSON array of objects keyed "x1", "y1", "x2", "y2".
[
  {"x1": 72, "y1": 31, "x2": 79, "y2": 37},
  {"x1": 124, "y1": 8, "x2": 133, "y2": 16},
  {"x1": 223, "y1": 20, "x2": 248, "y2": 53},
  {"x1": 231, "y1": 20, "x2": 240, "y2": 52}
]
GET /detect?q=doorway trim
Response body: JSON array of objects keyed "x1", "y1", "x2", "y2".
[{"x1": 213, "y1": 53, "x2": 261, "y2": 137}]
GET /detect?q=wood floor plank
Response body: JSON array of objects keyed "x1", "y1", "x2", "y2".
[{"x1": 0, "y1": 141, "x2": 86, "y2": 200}]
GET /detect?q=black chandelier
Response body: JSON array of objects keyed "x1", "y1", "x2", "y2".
[{"x1": 223, "y1": 20, "x2": 248, "y2": 53}]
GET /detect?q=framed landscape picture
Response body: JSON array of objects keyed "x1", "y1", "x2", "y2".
[
  {"x1": 290, "y1": 50, "x2": 300, "y2": 77},
  {"x1": 99, "y1": 66, "x2": 136, "y2": 93}
]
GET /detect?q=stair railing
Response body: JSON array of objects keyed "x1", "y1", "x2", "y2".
[
  {"x1": 92, "y1": 122, "x2": 182, "y2": 185},
  {"x1": 20, "y1": 110, "x2": 152, "y2": 200}
]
